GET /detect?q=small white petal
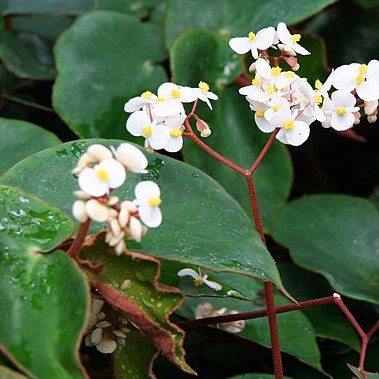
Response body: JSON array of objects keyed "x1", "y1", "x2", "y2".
[
  {"x1": 255, "y1": 26, "x2": 276, "y2": 50},
  {"x1": 333, "y1": 64, "x2": 359, "y2": 91},
  {"x1": 97, "y1": 159, "x2": 126, "y2": 189},
  {"x1": 135, "y1": 181, "x2": 160, "y2": 202},
  {"x1": 229, "y1": 37, "x2": 251, "y2": 54},
  {"x1": 203, "y1": 279, "x2": 222, "y2": 291},
  {"x1": 72, "y1": 200, "x2": 88, "y2": 223},
  {"x1": 330, "y1": 112, "x2": 355, "y2": 131},
  {"x1": 177, "y1": 268, "x2": 199, "y2": 279},
  {"x1": 96, "y1": 338, "x2": 117, "y2": 354},
  {"x1": 164, "y1": 135, "x2": 183, "y2": 152},
  {"x1": 148, "y1": 124, "x2": 170, "y2": 150},
  {"x1": 357, "y1": 81, "x2": 379, "y2": 102},
  {"x1": 78, "y1": 168, "x2": 108, "y2": 197},
  {"x1": 86, "y1": 199, "x2": 109, "y2": 223},
  {"x1": 86, "y1": 144, "x2": 112, "y2": 162},
  {"x1": 115, "y1": 143, "x2": 148, "y2": 173},
  {"x1": 126, "y1": 110, "x2": 151, "y2": 136},
  {"x1": 129, "y1": 216, "x2": 144, "y2": 243},
  {"x1": 139, "y1": 205, "x2": 162, "y2": 228}
]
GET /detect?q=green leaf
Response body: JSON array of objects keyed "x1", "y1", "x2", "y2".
[
  {"x1": 353, "y1": 0, "x2": 379, "y2": 8},
  {"x1": 0, "y1": 364, "x2": 28, "y2": 378},
  {"x1": 0, "y1": 117, "x2": 60, "y2": 176},
  {"x1": 81, "y1": 237, "x2": 194, "y2": 374},
  {"x1": 0, "y1": 185, "x2": 89, "y2": 379},
  {"x1": 2, "y1": 0, "x2": 162, "y2": 17},
  {"x1": 228, "y1": 374, "x2": 293, "y2": 379},
  {"x1": 181, "y1": 85, "x2": 293, "y2": 233},
  {"x1": 273, "y1": 195, "x2": 379, "y2": 305},
  {"x1": 279, "y1": 262, "x2": 360, "y2": 350},
  {"x1": 165, "y1": 0, "x2": 338, "y2": 46},
  {"x1": 0, "y1": 139, "x2": 285, "y2": 291},
  {"x1": 348, "y1": 365, "x2": 379, "y2": 379},
  {"x1": 0, "y1": 30, "x2": 55, "y2": 80},
  {"x1": 171, "y1": 29, "x2": 242, "y2": 90},
  {"x1": 53, "y1": 10, "x2": 167, "y2": 139},
  {"x1": 178, "y1": 272, "x2": 324, "y2": 373},
  {"x1": 113, "y1": 327, "x2": 157, "y2": 379}
]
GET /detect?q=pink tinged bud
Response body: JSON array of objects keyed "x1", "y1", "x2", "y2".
[
  {"x1": 354, "y1": 111, "x2": 361, "y2": 125},
  {"x1": 196, "y1": 118, "x2": 211, "y2": 137},
  {"x1": 285, "y1": 57, "x2": 298, "y2": 69}
]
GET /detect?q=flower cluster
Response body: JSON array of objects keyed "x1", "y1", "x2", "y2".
[
  {"x1": 229, "y1": 22, "x2": 379, "y2": 145},
  {"x1": 85, "y1": 298, "x2": 130, "y2": 354},
  {"x1": 72, "y1": 143, "x2": 162, "y2": 255},
  {"x1": 195, "y1": 302, "x2": 245, "y2": 333},
  {"x1": 124, "y1": 81, "x2": 218, "y2": 152}
]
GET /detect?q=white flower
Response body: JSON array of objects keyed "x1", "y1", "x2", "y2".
[
  {"x1": 157, "y1": 82, "x2": 197, "y2": 103},
  {"x1": 276, "y1": 22, "x2": 310, "y2": 56},
  {"x1": 229, "y1": 27, "x2": 276, "y2": 59},
  {"x1": 164, "y1": 114, "x2": 186, "y2": 152},
  {"x1": 113, "y1": 143, "x2": 148, "y2": 173},
  {"x1": 177, "y1": 268, "x2": 222, "y2": 291},
  {"x1": 134, "y1": 181, "x2": 162, "y2": 227},
  {"x1": 322, "y1": 90, "x2": 359, "y2": 131},
  {"x1": 78, "y1": 158, "x2": 126, "y2": 197},
  {"x1": 187, "y1": 81, "x2": 218, "y2": 109},
  {"x1": 272, "y1": 106, "x2": 310, "y2": 146},
  {"x1": 126, "y1": 110, "x2": 170, "y2": 150},
  {"x1": 333, "y1": 61, "x2": 379, "y2": 101},
  {"x1": 124, "y1": 91, "x2": 157, "y2": 113}
]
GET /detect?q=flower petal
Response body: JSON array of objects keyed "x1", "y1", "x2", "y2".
[
  {"x1": 330, "y1": 112, "x2": 355, "y2": 131},
  {"x1": 115, "y1": 143, "x2": 148, "y2": 173},
  {"x1": 126, "y1": 110, "x2": 151, "y2": 136},
  {"x1": 332, "y1": 64, "x2": 359, "y2": 91},
  {"x1": 357, "y1": 81, "x2": 379, "y2": 102},
  {"x1": 139, "y1": 204, "x2": 162, "y2": 227},
  {"x1": 229, "y1": 37, "x2": 251, "y2": 54},
  {"x1": 203, "y1": 279, "x2": 222, "y2": 291},
  {"x1": 177, "y1": 268, "x2": 199, "y2": 279},
  {"x1": 135, "y1": 181, "x2": 160, "y2": 202},
  {"x1": 97, "y1": 159, "x2": 126, "y2": 189},
  {"x1": 78, "y1": 168, "x2": 108, "y2": 197},
  {"x1": 148, "y1": 123, "x2": 170, "y2": 150}
]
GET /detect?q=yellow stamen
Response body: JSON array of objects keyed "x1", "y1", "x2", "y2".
[
  {"x1": 271, "y1": 67, "x2": 282, "y2": 77},
  {"x1": 95, "y1": 168, "x2": 109, "y2": 182},
  {"x1": 359, "y1": 64, "x2": 368, "y2": 74},
  {"x1": 336, "y1": 107, "x2": 347, "y2": 115},
  {"x1": 141, "y1": 91, "x2": 153, "y2": 99},
  {"x1": 148, "y1": 197, "x2": 162, "y2": 207},
  {"x1": 193, "y1": 278, "x2": 204, "y2": 287},
  {"x1": 157, "y1": 96, "x2": 165, "y2": 102},
  {"x1": 256, "y1": 109, "x2": 265, "y2": 117},
  {"x1": 284, "y1": 120, "x2": 295, "y2": 130},
  {"x1": 314, "y1": 94, "x2": 323, "y2": 105},
  {"x1": 252, "y1": 76, "x2": 260, "y2": 86},
  {"x1": 198, "y1": 81, "x2": 209, "y2": 92},
  {"x1": 143, "y1": 126, "x2": 152, "y2": 137},
  {"x1": 315, "y1": 79, "x2": 322, "y2": 90},
  {"x1": 285, "y1": 71, "x2": 296, "y2": 78},
  {"x1": 248, "y1": 32, "x2": 256, "y2": 41},
  {"x1": 267, "y1": 85, "x2": 276, "y2": 95},
  {"x1": 355, "y1": 74, "x2": 365, "y2": 85},
  {"x1": 272, "y1": 104, "x2": 281, "y2": 111},
  {"x1": 291, "y1": 34, "x2": 301, "y2": 43},
  {"x1": 170, "y1": 129, "x2": 183, "y2": 137},
  {"x1": 171, "y1": 89, "x2": 181, "y2": 99}
]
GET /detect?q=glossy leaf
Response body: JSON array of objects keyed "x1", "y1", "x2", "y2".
[
  {"x1": 81, "y1": 237, "x2": 194, "y2": 374},
  {"x1": 0, "y1": 185, "x2": 89, "y2": 379},
  {"x1": 181, "y1": 85, "x2": 293, "y2": 233},
  {"x1": 0, "y1": 30, "x2": 55, "y2": 80},
  {"x1": 273, "y1": 195, "x2": 379, "y2": 305},
  {"x1": 279, "y1": 262, "x2": 360, "y2": 350},
  {"x1": 348, "y1": 365, "x2": 379, "y2": 378},
  {"x1": 178, "y1": 272, "x2": 324, "y2": 373},
  {"x1": 0, "y1": 117, "x2": 60, "y2": 176},
  {"x1": 53, "y1": 11, "x2": 167, "y2": 139},
  {"x1": 0, "y1": 139, "x2": 285, "y2": 291},
  {"x1": 171, "y1": 29, "x2": 242, "y2": 89},
  {"x1": 165, "y1": 0, "x2": 338, "y2": 46}
]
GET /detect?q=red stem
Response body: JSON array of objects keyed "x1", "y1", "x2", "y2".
[
  {"x1": 67, "y1": 219, "x2": 91, "y2": 258},
  {"x1": 179, "y1": 295, "x2": 335, "y2": 329},
  {"x1": 184, "y1": 119, "x2": 246, "y2": 175},
  {"x1": 334, "y1": 294, "x2": 379, "y2": 378},
  {"x1": 265, "y1": 281, "x2": 283, "y2": 379}
]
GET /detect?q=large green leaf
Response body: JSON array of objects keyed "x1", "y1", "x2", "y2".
[
  {"x1": 53, "y1": 10, "x2": 167, "y2": 139},
  {"x1": 273, "y1": 195, "x2": 379, "y2": 305},
  {"x1": 81, "y1": 237, "x2": 194, "y2": 374},
  {"x1": 171, "y1": 29, "x2": 242, "y2": 90},
  {"x1": 0, "y1": 30, "x2": 55, "y2": 80},
  {"x1": 0, "y1": 117, "x2": 60, "y2": 176},
  {"x1": 0, "y1": 139, "x2": 285, "y2": 291},
  {"x1": 181, "y1": 85, "x2": 293, "y2": 234},
  {"x1": 0, "y1": 185, "x2": 89, "y2": 378},
  {"x1": 178, "y1": 272, "x2": 324, "y2": 373},
  {"x1": 2, "y1": 0, "x2": 162, "y2": 17},
  {"x1": 279, "y1": 262, "x2": 360, "y2": 350},
  {"x1": 165, "y1": 0, "x2": 338, "y2": 46}
]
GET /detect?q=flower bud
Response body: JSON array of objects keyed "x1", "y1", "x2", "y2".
[
  {"x1": 196, "y1": 118, "x2": 212, "y2": 138},
  {"x1": 368, "y1": 115, "x2": 377, "y2": 123},
  {"x1": 86, "y1": 199, "x2": 109, "y2": 222},
  {"x1": 86, "y1": 144, "x2": 112, "y2": 162},
  {"x1": 72, "y1": 200, "x2": 88, "y2": 223}
]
